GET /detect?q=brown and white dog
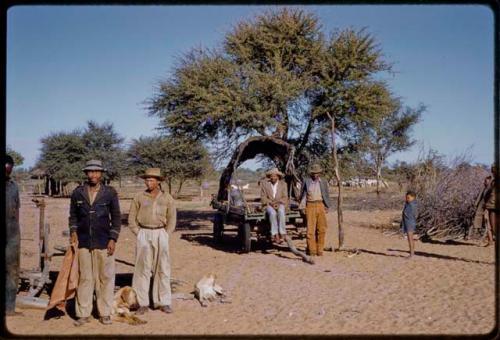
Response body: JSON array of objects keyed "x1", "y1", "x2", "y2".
[{"x1": 112, "y1": 286, "x2": 147, "y2": 325}]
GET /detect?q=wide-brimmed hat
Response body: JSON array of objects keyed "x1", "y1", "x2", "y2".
[
  {"x1": 266, "y1": 168, "x2": 284, "y2": 178},
  {"x1": 309, "y1": 164, "x2": 323, "y2": 174},
  {"x1": 82, "y1": 159, "x2": 105, "y2": 172},
  {"x1": 139, "y1": 168, "x2": 165, "y2": 181}
]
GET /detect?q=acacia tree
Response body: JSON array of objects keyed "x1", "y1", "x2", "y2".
[
  {"x1": 147, "y1": 8, "x2": 323, "y2": 163},
  {"x1": 36, "y1": 121, "x2": 127, "y2": 194},
  {"x1": 81, "y1": 121, "x2": 127, "y2": 182},
  {"x1": 38, "y1": 130, "x2": 87, "y2": 187},
  {"x1": 127, "y1": 135, "x2": 211, "y2": 196},
  {"x1": 356, "y1": 94, "x2": 424, "y2": 195},
  {"x1": 310, "y1": 30, "x2": 392, "y2": 248},
  {"x1": 147, "y1": 8, "x2": 421, "y2": 249}
]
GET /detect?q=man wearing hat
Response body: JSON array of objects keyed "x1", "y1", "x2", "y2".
[
  {"x1": 69, "y1": 160, "x2": 121, "y2": 326},
  {"x1": 128, "y1": 168, "x2": 176, "y2": 315},
  {"x1": 299, "y1": 164, "x2": 332, "y2": 256},
  {"x1": 5, "y1": 154, "x2": 23, "y2": 316},
  {"x1": 260, "y1": 168, "x2": 288, "y2": 243}
]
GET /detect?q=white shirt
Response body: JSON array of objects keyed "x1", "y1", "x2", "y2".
[{"x1": 271, "y1": 181, "x2": 278, "y2": 199}]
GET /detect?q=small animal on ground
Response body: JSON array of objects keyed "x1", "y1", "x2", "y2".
[
  {"x1": 194, "y1": 274, "x2": 227, "y2": 307},
  {"x1": 112, "y1": 286, "x2": 147, "y2": 325}
]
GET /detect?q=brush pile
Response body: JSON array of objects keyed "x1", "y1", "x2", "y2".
[{"x1": 411, "y1": 155, "x2": 488, "y2": 240}]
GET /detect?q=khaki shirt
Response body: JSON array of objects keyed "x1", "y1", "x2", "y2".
[
  {"x1": 128, "y1": 190, "x2": 176, "y2": 235},
  {"x1": 306, "y1": 179, "x2": 323, "y2": 202}
]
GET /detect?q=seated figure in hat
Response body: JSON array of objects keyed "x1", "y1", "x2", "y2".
[
  {"x1": 128, "y1": 168, "x2": 176, "y2": 315},
  {"x1": 260, "y1": 168, "x2": 288, "y2": 243}
]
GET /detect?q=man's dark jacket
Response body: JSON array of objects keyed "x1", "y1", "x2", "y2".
[
  {"x1": 69, "y1": 184, "x2": 121, "y2": 249},
  {"x1": 299, "y1": 177, "x2": 332, "y2": 209}
]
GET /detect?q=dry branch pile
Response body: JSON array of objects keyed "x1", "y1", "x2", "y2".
[{"x1": 413, "y1": 159, "x2": 488, "y2": 240}]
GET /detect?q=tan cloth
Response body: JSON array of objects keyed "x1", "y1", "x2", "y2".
[
  {"x1": 87, "y1": 184, "x2": 101, "y2": 205},
  {"x1": 306, "y1": 202, "x2": 328, "y2": 256},
  {"x1": 306, "y1": 180, "x2": 323, "y2": 202},
  {"x1": 132, "y1": 228, "x2": 171, "y2": 308},
  {"x1": 485, "y1": 179, "x2": 496, "y2": 210},
  {"x1": 47, "y1": 243, "x2": 79, "y2": 311},
  {"x1": 128, "y1": 190, "x2": 176, "y2": 235},
  {"x1": 75, "y1": 248, "x2": 115, "y2": 318},
  {"x1": 260, "y1": 180, "x2": 288, "y2": 207}
]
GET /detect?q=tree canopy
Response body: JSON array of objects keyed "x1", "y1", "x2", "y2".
[
  {"x1": 147, "y1": 8, "x2": 422, "y2": 173},
  {"x1": 127, "y1": 135, "x2": 211, "y2": 195},
  {"x1": 36, "y1": 121, "x2": 126, "y2": 183},
  {"x1": 6, "y1": 146, "x2": 24, "y2": 167}
]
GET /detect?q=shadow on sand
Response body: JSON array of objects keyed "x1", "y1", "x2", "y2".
[{"x1": 175, "y1": 210, "x2": 215, "y2": 231}]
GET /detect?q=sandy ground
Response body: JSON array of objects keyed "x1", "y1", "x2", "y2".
[{"x1": 5, "y1": 193, "x2": 497, "y2": 336}]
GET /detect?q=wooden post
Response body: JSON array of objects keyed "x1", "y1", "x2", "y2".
[{"x1": 32, "y1": 198, "x2": 46, "y2": 272}]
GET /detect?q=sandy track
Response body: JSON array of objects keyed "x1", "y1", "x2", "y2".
[{"x1": 6, "y1": 195, "x2": 496, "y2": 336}]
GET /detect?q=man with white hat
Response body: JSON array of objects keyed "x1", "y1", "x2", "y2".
[
  {"x1": 128, "y1": 168, "x2": 176, "y2": 315},
  {"x1": 260, "y1": 168, "x2": 288, "y2": 243},
  {"x1": 299, "y1": 164, "x2": 331, "y2": 257},
  {"x1": 69, "y1": 160, "x2": 121, "y2": 326}
]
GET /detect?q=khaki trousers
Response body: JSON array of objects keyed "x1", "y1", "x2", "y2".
[
  {"x1": 132, "y1": 228, "x2": 171, "y2": 308},
  {"x1": 75, "y1": 248, "x2": 115, "y2": 318},
  {"x1": 306, "y1": 202, "x2": 328, "y2": 256}
]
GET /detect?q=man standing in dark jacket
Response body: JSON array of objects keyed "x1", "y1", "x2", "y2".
[
  {"x1": 299, "y1": 164, "x2": 332, "y2": 257},
  {"x1": 5, "y1": 154, "x2": 22, "y2": 316},
  {"x1": 69, "y1": 160, "x2": 121, "y2": 326}
]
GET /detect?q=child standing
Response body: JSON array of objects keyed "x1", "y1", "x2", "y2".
[{"x1": 401, "y1": 191, "x2": 418, "y2": 258}]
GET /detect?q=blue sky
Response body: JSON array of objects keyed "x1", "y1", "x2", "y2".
[{"x1": 7, "y1": 5, "x2": 495, "y2": 169}]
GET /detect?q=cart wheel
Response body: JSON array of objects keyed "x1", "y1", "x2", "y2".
[
  {"x1": 213, "y1": 213, "x2": 224, "y2": 243},
  {"x1": 240, "y1": 222, "x2": 251, "y2": 253}
]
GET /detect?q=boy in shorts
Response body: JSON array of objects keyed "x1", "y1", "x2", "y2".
[{"x1": 401, "y1": 191, "x2": 418, "y2": 258}]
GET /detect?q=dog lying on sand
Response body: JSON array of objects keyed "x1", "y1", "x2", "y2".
[
  {"x1": 194, "y1": 274, "x2": 227, "y2": 307},
  {"x1": 112, "y1": 286, "x2": 147, "y2": 325}
]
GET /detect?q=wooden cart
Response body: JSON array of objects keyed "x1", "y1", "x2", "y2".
[{"x1": 210, "y1": 198, "x2": 304, "y2": 253}]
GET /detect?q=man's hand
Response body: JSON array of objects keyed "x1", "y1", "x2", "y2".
[
  {"x1": 70, "y1": 231, "x2": 78, "y2": 245},
  {"x1": 107, "y1": 239, "x2": 116, "y2": 256}
]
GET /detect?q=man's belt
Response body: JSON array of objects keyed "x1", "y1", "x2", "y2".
[
  {"x1": 307, "y1": 200, "x2": 324, "y2": 204},
  {"x1": 139, "y1": 224, "x2": 165, "y2": 229}
]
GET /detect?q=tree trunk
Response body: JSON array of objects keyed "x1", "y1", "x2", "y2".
[
  {"x1": 167, "y1": 178, "x2": 172, "y2": 195},
  {"x1": 327, "y1": 113, "x2": 344, "y2": 249},
  {"x1": 376, "y1": 163, "x2": 381, "y2": 196},
  {"x1": 176, "y1": 179, "x2": 185, "y2": 197}
]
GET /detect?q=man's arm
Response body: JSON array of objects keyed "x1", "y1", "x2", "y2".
[
  {"x1": 298, "y1": 180, "x2": 307, "y2": 210},
  {"x1": 128, "y1": 195, "x2": 140, "y2": 235},
  {"x1": 108, "y1": 188, "x2": 121, "y2": 242},
  {"x1": 15, "y1": 184, "x2": 20, "y2": 222},
  {"x1": 69, "y1": 191, "x2": 79, "y2": 234},
  {"x1": 321, "y1": 179, "x2": 332, "y2": 209},
  {"x1": 278, "y1": 182, "x2": 288, "y2": 206},
  {"x1": 165, "y1": 196, "x2": 177, "y2": 234},
  {"x1": 260, "y1": 183, "x2": 270, "y2": 206}
]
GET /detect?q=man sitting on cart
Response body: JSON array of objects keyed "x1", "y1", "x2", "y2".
[{"x1": 260, "y1": 168, "x2": 288, "y2": 244}]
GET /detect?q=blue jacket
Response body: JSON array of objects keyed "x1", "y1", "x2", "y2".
[
  {"x1": 69, "y1": 183, "x2": 121, "y2": 249},
  {"x1": 401, "y1": 200, "x2": 418, "y2": 230},
  {"x1": 299, "y1": 177, "x2": 332, "y2": 209}
]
